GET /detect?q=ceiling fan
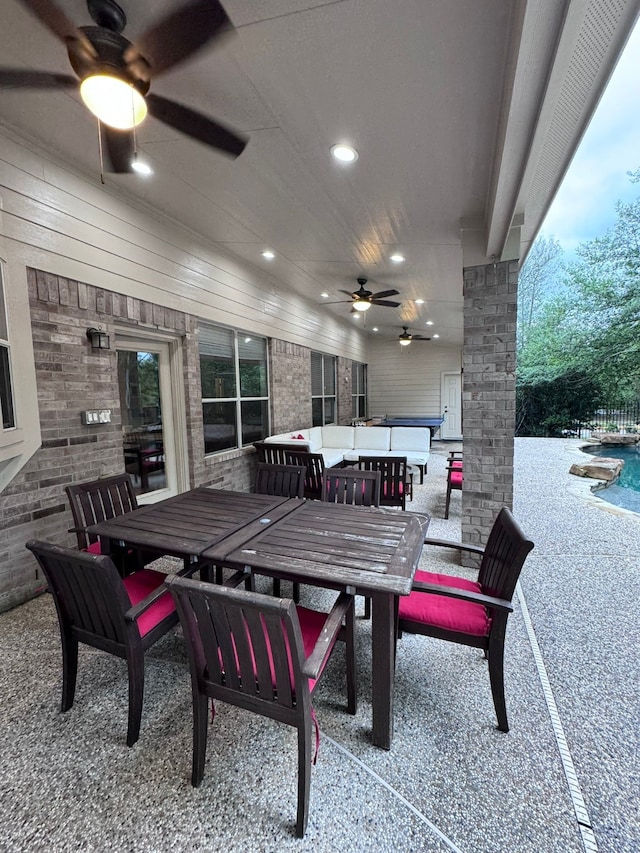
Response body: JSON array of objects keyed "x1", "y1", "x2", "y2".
[
  {"x1": 329, "y1": 277, "x2": 401, "y2": 313},
  {"x1": 0, "y1": 0, "x2": 248, "y2": 173},
  {"x1": 397, "y1": 326, "x2": 431, "y2": 346}
]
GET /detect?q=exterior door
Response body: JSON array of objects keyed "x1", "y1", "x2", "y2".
[
  {"x1": 116, "y1": 335, "x2": 187, "y2": 502},
  {"x1": 441, "y1": 372, "x2": 462, "y2": 440}
]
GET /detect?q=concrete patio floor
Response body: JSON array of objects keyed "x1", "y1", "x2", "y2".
[{"x1": 1, "y1": 438, "x2": 638, "y2": 852}]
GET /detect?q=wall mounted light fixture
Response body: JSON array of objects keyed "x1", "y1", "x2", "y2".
[{"x1": 86, "y1": 327, "x2": 110, "y2": 350}]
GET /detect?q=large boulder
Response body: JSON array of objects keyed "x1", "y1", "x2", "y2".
[
  {"x1": 591, "y1": 432, "x2": 639, "y2": 445},
  {"x1": 569, "y1": 457, "x2": 624, "y2": 482}
]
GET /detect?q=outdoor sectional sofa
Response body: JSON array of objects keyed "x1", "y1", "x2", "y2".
[{"x1": 262, "y1": 425, "x2": 431, "y2": 483}]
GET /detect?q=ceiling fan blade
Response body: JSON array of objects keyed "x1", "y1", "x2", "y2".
[
  {"x1": 100, "y1": 125, "x2": 135, "y2": 173},
  {"x1": 17, "y1": 0, "x2": 96, "y2": 58},
  {"x1": 371, "y1": 299, "x2": 401, "y2": 308},
  {"x1": 0, "y1": 68, "x2": 77, "y2": 89},
  {"x1": 371, "y1": 289, "x2": 399, "y2": 299},
  {"x1": 146, "y1": 93, "x2": 247, "y2": 157},
  {"x1": 338, "y1": 289, "x2": 357, "y2": 297},
  {"x1": 125, "y1": 0, "x2": 232, "y2": 78}
]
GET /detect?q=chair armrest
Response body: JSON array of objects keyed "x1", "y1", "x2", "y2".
[
  {"x1": 409, "y1": 579, "x2": 513, "y2": 613},
  {"x1": 68, "y1": 526, "x2": 89, "y2": 535},
  {"x1": 125, "y1": 563, "x2": 198, "y2": 622},
  {"x1": 423, "y1": 536, "x2": 484, "y2": 556},
  {"x1": 302, "y1": 592, "x2": 354, "y2": 680}
]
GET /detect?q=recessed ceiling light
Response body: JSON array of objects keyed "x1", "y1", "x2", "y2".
[
  {"x1": 331, "y1": 144, "x2": 358, "y2": 163},
  {"x1": 131, "y1": 159, "x2": 153, "y2": 176},
  {"x1": 433, "y1": 334, "x2": 440, "y2": 338},
  {"x1": 425, "y1": 320, "x2": 434, "y2": 326},
  {"x1": 390, "y1": 254, "x2": 405, "y2": 263},
  {"x1": 321, "y1": 292, "x2": 329, "y2": 298},
  {"x1": 372, "y1": 327, "x2": 379, "y2": 332},
  {"x1": 261, "y1": 250, "x2": 275, "y2": 260},
  {"x1": 414, "y1": 298, "x2": 424, "y2": 305}
]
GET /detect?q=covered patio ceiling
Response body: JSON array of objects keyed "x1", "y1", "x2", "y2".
[{"x1": 0, "y1": 0, "x2": 638, "y2": 347}]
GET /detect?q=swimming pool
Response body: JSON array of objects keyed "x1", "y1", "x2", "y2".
[{"x1": 583, "y1": 442, "x2": 640, "y2": 512}]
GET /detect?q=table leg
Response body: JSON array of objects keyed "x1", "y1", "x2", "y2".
[{"x1": 371, "y1": 591, "x2": 396, "y2": 750}]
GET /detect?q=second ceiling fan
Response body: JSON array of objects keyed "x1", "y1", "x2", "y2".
[
  {"x1": 397, "y1": 326, "x2": 431, "y2": 346},
  {"x1": 330, "y1": 277, "x2": 401, "y2": 313}
]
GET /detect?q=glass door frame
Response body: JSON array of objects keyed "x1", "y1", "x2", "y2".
[{"x1": 115, "y1": 328, "x2": 189, "y2": 503}]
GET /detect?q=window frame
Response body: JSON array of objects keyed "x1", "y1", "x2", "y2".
[
  {"x1": 311, "y1": 351, "x2": 337, "y2": 426},
  {"x1": 351, "y1": 361, "x2": 368, "y2": 420},
  {"x1": 0, "y1": 259, "x2": 16, "y2": 433},
  {"x1": 199, "y1": 323, "x2": 270, "y2": 455}
]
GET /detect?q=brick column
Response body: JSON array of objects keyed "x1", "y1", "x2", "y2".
[{"x1": 461, "y1": 259, "x2": 517, "y2": 555}]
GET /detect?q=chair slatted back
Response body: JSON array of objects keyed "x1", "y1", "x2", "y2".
[
  {"x1": 283, "y1": 450, "x2": 325, "y2": 500},
  {"x1": 65, "y1": 474, "x2": 138, "y2": 550},
  {"x1": 321, "y1": 467, "x2": 381, "y2": 506},
  {"x1": 478, "y1": 507, "x2": 534, "y2": 602},
  {"x1": 254, "y1": 441, "x2": 299, "y2": 465},
  {"x1": 26, "y1": 541, "x2": 131, "y2": 649},
  {"x1": 359, "y1": 456, "x2": 407, "y2": 509},
  {"x1": 255, "y1": 462, "x2": 305, "y2": 499},
  {"x1": 168, "y1": 577, "x2": 308, "y2": 715}
]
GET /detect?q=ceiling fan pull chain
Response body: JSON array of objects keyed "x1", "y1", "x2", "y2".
[{"x1": 97, "y1": 119, "x2": 106, "y2": 185}]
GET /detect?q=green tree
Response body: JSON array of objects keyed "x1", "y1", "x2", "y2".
[{"x1": 517, "y1": 234, "x2": 564, "y2": 352}]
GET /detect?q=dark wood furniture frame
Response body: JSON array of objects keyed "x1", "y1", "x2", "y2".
[
  {"x1": 166, "y1": 576, "x2": 356, "y2": 838},
  {"x1": 25, "y1": 539, "x2": 195, "y2": 746},
  {"x1": 321, "y1": 466, "x2": 381, "y2": 507},
  {"x1": 254, "y1": 462, "x2": 306, "y2": 600},
  {"x1": 254, "y1": 442, "x2": 325, "y2": 499},
  {"x1": 444, "y1": 451, "x2": 463, "y2": 519},
  {"x1": 397, "y1": 507, "x2": 534, "y2": 731},
  {"x1": 358, "y1": 456, "x2": 410, "y2": 510}
]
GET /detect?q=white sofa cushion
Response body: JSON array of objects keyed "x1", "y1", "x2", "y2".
[
  {"x1": 321, "y1": 426, "x2": 355, "y2": 448},
  {"x1": 353, "y1": 427, "x2": 391, "y2": 451},
  {"x1": 390, "y1": 427, "x2": 431, "y2": 452},
  {"x1": 308, "y1": 426, "x2": 323, "y2": 452},
  {"x1": 320, "y1": 448, "x2": 346, "y2": 467}
]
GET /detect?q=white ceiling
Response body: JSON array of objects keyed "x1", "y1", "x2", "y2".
[{"x1": 0, "y1": 0, "x2": 638, "y2": 346}]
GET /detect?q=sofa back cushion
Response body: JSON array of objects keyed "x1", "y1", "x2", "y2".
[
  {"x1": 353, "y1": 427, "x2": 390, "y2": 451},
  {"x1": 308, "y1": 427, "x2": 323, "y2": 452},
  {"x1": 321, "y1": 426, "x2": 355, "y2": 448},
  {"x1": 390, "y1": 427, "x2": 431, "y2": 451}
]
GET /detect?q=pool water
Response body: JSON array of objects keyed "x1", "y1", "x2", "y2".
[{"x1": 583, "y1": 443, "x2": 640, "y2": 513}]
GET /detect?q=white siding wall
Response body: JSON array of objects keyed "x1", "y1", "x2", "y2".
[{"x1": 367, "y1": 340, "x2": 461, "y2": 418}]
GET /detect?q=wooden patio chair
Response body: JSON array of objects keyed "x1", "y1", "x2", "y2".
[
  {"x1": 253, "y1": 441, "x2": 295, "y2": 465},
  {"x1": 358, "y1": 456, "x2": 410, "y2": 510},
  {"x1": 444, "y1": 451, "x2": 463, "y2": 518},
  {"x1": 397, "y1": 507, "x2": 534, "y2": 731},
  {"x1": 321, "y1": 466, "x2": 381, "y2": 618},
  {"x1": 254, "y1": 462, "x2": 305, "y2": 600},
  {"x1": 65, "y1": 473, "x2": 154, "y2": 573},
  {"x1": 25, "y1": 539, "x2": 196, "y2": 746},
  {"x1": 165, "y1": 575, "x2": 356, "y2": 838},
  {"x1": 283, "y1": 449, "x2": 325, "y2": 500}
]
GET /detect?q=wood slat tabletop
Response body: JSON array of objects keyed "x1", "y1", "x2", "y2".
[
  {"x1": 87, "y1": 488, "x2": 299, "y2": 559},
  {"x1": 203, "y1": 501, "x2": 429, "y2": 595}
]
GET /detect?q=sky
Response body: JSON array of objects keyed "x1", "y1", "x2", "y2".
[{"x1": 539, "y1": 19, "x2": 640, "y2": 257}]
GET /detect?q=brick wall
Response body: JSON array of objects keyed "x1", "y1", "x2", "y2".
[
  {"x1": 461, "y1": 259, "x2": 517, "y2": 555},
  {"x1": 1, "y1": 271, "x2": 360, "y2": 611},
  {"x1": 337, "y1": 356, "x2": 353, "y2": 425}
]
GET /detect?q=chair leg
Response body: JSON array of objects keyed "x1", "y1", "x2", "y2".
[
  {"x1": 363, "y1": 595, "x2": 371, "y2": 620},
  {"x1": 126, "y1": 650, "x2": 145, "y2": 747},
  {"x1": 345, "y1": 603, "x2": 357, "y2": 715},
  {"x1": 191, "y1": 692, "x2": 209, "y2": 787},
  {"x1": 60, "y1": 629, "x2": 78, "y2": 712},
  {"x1": 296, "y1": 716, "x2": 312, "y2": 838},
  {"x1": 488, "y1": 637, "x2": 509, "y2": 732},
  {"x1": 292, "y1": 582, "x2": 300, "y2": 603},
  {"x1": 273, "y1": 578, "x2": 281, "y2": 597},
  {"x1": 444, "y1": 483, "x2": 451, "y2": 519}
]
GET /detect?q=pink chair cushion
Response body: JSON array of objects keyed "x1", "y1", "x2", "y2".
[
  {"x1": 85, "y1": 541, "x2": 102, "y2": 554},
  {"x1": 449, "y1": 471, "x2": 463, "y2": 485},
  {"x1": 451, "y1": 460, "x2": 463, "y2": 469},
  {"x1": 122, "y1": 569, "x2": 175, "y2": 637},
  {"x1": 399, "y1": 570, "x2": 491, "y2": 636},
  {"x1": 382, "y1": 482, "x2": 405, "y2": 496}
]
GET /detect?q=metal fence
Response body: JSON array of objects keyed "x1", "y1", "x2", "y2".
[{"x1": 561, "y1": 401, "x2": 640, "y2": 438}]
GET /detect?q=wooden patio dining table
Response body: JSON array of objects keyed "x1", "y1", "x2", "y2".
[{"x1": 88, "y1": 487, "x2": 429, "y2": 750}]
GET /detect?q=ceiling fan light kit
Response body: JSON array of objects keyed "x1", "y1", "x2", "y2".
[
  {"x1": 80, "y1": 74, "x2": 147, "y2": 129},
  {"x1": 352, "y1": 299, "x2": 371, "y2": 312}
]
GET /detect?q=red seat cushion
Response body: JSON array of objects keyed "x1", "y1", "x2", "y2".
[
  {"x1": 451, "y1": 460, "x2": 463, "y2": 469},
  {"x1": 449, "y1": 471, "x2": 463, "y2": 485},
  {"x1": 85, "y1": 541, "x2": 102, "y2": 554},
  {"x1": 122, "y1": 569, "x2": 175, "y2": 637},
  {"x1": 399, "y1": 570, "x2": 490, "y2": 636},
  {"x1": 295, "y1": 606, "x2": 334, "y2": 692}
]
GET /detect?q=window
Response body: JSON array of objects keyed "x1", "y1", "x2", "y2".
[
  {"x1": 0, "y1": 263, "x2": 15, "y2": 431},
  {"x1": 200, "y1": 324, "x2": 269, "y2": 453},
  {"x1": 311, "y1": 352, "x2": 336, "y2": 426},
  {"x1": 352, "y1": 362, "x2": 367, "y2": 419}
]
